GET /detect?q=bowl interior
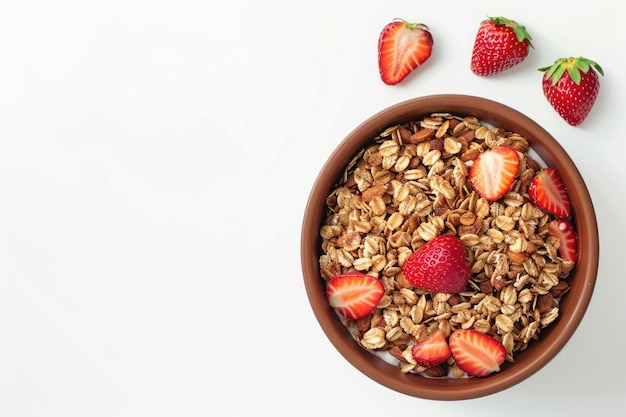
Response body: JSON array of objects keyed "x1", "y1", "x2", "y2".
[{"x1": 301, "y1": 95, "x2": 599, "y2": 400}]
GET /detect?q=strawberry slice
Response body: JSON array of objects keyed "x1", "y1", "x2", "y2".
[
  {"x1": 326, "y1": 273, "x2": 385, "y2": 320},
  {"x1": 468, "y1": 146, "x2": 520, "y2": 202},
  {"x1": 449, "y1": 329, "x2": 506, "y2": 377},
  {"x1": 378, "y1": 19, "x2": 433, "y2": 85},
  {"x1": 411, "y1": 329, "x2": 452, "y2": 367},
  {"x1": 528, "y1": 167, "x2": 571, "y2": 217},
  {"x1": 548, "y1": 219, "x2": 578, "y2": 262}
]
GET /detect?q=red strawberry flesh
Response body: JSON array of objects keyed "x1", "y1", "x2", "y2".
[
  {"x1": 411, "y1": 330, "x2": 452, "y2": 367},
  {"x1": 528, "y1": 167, "x2": 571, "y2": 217},
  {"x1": 449, "y1": 329, "x2": 506, "y2": 377},
  {"x1": 468, "y1": 146, "x2": 520, "y2": 202},
  {"x1": 378, "y1": 19, "x2": 433, "y2": 85},
  {"x1": 548, "y1": 219, "x2": 578, "y2": 262},
  {"x1": 326, "y1": 273, "x2": 384, "y2": 320}
]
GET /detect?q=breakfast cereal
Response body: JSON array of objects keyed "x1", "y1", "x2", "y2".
[{"x1": 318, "y1": 113, "x2": 576, "y2": 377}]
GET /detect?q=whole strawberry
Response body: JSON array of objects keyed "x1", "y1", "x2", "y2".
[
  {"x1": 378, "y1": 18, "x2": 433, "y2": 85},
  {"x1": 539, "y1": 57, "x2": 604, "y2": 126},
  {"x1": 402, "y1": 234, "x2": 472, "y2": 294},
  {"x1": 471, "y1": 16, "x2": 533, "y2": 76}
]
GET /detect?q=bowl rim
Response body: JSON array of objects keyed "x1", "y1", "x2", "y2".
[{"x1": 301, "y1": 94, "x2": 599, "y2": 400}]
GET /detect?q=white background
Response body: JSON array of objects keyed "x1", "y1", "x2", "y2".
[{"x1": 0, "y1": 0, "x2": 623, "y2": 416}]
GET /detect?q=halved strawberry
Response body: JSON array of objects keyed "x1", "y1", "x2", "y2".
[
  {"x1": 548, "y1": 219, "x2": 578, "y2": 262},
  {"x1": 378, "y1": 18, "x2": 433, "y2": 85},
  {"x1": 468, "y1": 146, "x2": 520, "y2": 202},
  {"x1": 326, "y1": 273, "x2": 385, "y2": 320},
  {"x1": 411, "y1": 329, "x2": 452, "y2": 367},
  {"x1": 449, "y1": 329, "x2": 506, "y2": 377},
  {"x1": 528, "y1": 167, "x2": 571, "y2": 217}
]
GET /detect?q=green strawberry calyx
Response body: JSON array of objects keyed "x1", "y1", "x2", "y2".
[
  {"x1": 539, "y1": 57, "x2": 604, "y2": 86},
  {"x1": 486, "y1": 16, "x2": 534, "y2": 48},
  {"x1": 391, "y1": 18, "x2": 429, "y2": 31}
]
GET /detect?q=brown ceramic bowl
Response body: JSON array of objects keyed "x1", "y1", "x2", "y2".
[{"x1": 301, "y1": 94, "x2": 599, "y2": 400}]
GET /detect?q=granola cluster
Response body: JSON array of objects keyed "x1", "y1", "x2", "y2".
[{"x1": 318, "y1": 113, "x2": 575, "y2": 377}]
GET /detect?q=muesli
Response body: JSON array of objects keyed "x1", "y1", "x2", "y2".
[{"x1": 318, "y1": 113, "x2": 576, "y2": 378}]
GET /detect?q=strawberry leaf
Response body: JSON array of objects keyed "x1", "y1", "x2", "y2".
[
  {"x1": 391, "y1": 18, "x2": 429, "y2": 31},
  {"x1": 541, "y1": 61, "x2": 560, "y2": 79},
  {"x1": 580, "y1": 57, "x2": 604, "y2": 76},
  {"x1": 591, "y1": 61, "x2": 604, "y2": 76},
  {"x1": 552, "y1": 65, "x2": 566, "y2": 85},
  {"x1": 540, "y1": 57, "x2": 604, "y2": 86},
  {"x1": 489, "y1": 16, "x2": 533, "y2": 46},
  {"x1": 567, "y1": 65, "x2": 581, "y2": 85},
  {"x1": 575, "y1": 59, "x2": 590, "y2": 73}
]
